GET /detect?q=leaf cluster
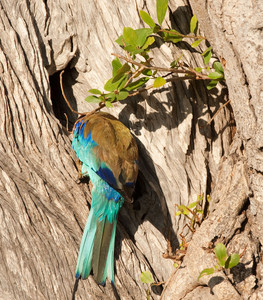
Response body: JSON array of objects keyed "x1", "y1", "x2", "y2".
[
  {"x1": 138, "y1": 0, "x2": 224, "y2": 89},
  {"x1": 198, "y1": 243, "x2": 240, "y2": 280},
  {"x1": 85, "y1": 0, "x2": 225, "y2": 108},
  {"x1": 176, "y1": 194, "x2": 209, "y2": 232}
]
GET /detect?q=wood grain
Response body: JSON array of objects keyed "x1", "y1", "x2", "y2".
[{"x1": 0, "y1": 0, "x2": 249, "y2": 299}]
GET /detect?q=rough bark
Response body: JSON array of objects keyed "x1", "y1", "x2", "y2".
[
  {"x1": 161, "y1": 0, "x2": 263, "y2": 299},
  {"x1": 0, "y1": 0, "x2": 260, "y2": 299}
]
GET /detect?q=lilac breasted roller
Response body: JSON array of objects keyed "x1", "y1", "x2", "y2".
[{"x1": 72, "y1": 112, "x2": 138, "y2": 285}]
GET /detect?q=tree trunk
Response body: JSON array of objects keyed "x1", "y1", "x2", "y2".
[
  {"x1": 161, "y1": 0, "x2": 263, "y2": 299},
  {"x1": 0, "y1": 0, "x2": 261, "y2": 299}
]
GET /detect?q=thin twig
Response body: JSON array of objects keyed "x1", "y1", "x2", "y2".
[
  {"x1": 239, "y1": 246, "x2": 247, "y2": 258},
  {"x1": 159, "y1": 29, "x2": 206, "y2": 40},
  {"x1": 151, "y1": 281, "x2": 166, "y2": 287},
  {"x1": 186, "y1": 66, "x2": 210, "y2": 80},
  {"x1": 64, "y1": 113, "x2": 72, "y2": 134},
  {"x1": 60, "y1": 70, "x2": 106, "y2": 135},
  {"x1": 59, "y1": 70, "x2": 83, "y2": 115},
  {"x1": 91, "y1": 102, "x2": 106, "y2": 113},
  {"x1": 207, "y1": 99, "x2": 231, "y2": 125},
  {"x1": 123, "y1": 66, "x2": 145, "y2": 88},
  {"x1": 123, "y1": 57, "x2": 153, "y2": 87}
]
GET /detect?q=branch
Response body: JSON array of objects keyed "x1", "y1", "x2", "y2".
[
  {"x1": 159, "y1": 29, "x2": 207, "y2": 40},
  {"x1": 60, "y1": 70, "x2": 83, "y2": 116},
  {"x1": 112, "y1": 53, "x2": 190, "y2": 74},
  {"x1": 112, "y1": 53, "x2": 210, "y2": 80},
  {"x1": 60, "y1": 70, "x2": 106, "y2": 125},
  {"x1": 207, "y1": 99, "x2": 231, "y2": 125}
]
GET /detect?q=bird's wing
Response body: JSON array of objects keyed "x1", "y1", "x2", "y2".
[{"x1": 73, "y1": 112, "x2": 138, "y2": 200}]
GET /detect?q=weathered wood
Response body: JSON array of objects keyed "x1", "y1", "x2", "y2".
[
  {"x1": 160, "y1": 0, "x2": 263, "y2": 299},
  {"x1": 161, "y1": 137, "x2": 250, "y2": 299},
  {"x1": 2, "y1": 0, "x2": 258, "y2": 299}
]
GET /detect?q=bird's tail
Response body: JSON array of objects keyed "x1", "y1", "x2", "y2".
[{"x1": 75, "y1": 187, "x2": 123, "y2": 285}]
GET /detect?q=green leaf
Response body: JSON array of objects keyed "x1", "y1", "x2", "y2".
[
  {"x1": 203, "y1": 50, "x2": 212, "y2": 65},
  {"x1": 153, "y1": 77, "x2": 166, "y2": 88},
  {"x1": 124, "y1": 45, "x2": 139, "y2": 54},
  {"x1": 117, "y1": 75, "x2": 129, "y2": 90},
  {"x1": 190, "y1": 15, "x2": 198, "y2": 34},
  {"x1": 140, "y1": 52, "x2": 150, "y2": 60},
  {"x1": 112, "y1": 63, "x2": 131, "y2": 83},
  {"x1": 115, "y1": 35, "x2": 124, "y2": 46},
  {"x1": 104, "y1": 75, "x2": 128, "y2": 92},
  {"x1": 177, "y1": 204, "x2": 189, "y2": 216},
  {"x1": 206, "y1": 80, "x2": 218, "y2": 90},
  {"x1": 173, "y1": 262, "x2": 179, "y2": 268},
  {"x1": 105, "y1": 92, "x2": 116, "y2": 102},
  {"x1": 99, "y1": 95, "x2": 106, "y2": 101},
  {"x1": 142, "y1": 69, "x2": 152, "y2": 76},
  {"x1": 188, "y1": 201, "x2": 197, "y2": 209},
  {"x1": 141, "y1": 271, "x2": 154, "y2": 284},
  {"x1": 104, "y1": 78, "x2": 116, "y2": 92},
  {"x1": 198, "y1": 268, "x2": 215, "y2": 280},
  {"x1": 116, "y1": 90, "x2": 129, "y2": 101},
  {"x1": 88, "y1": 89, "x2": 102, "y2": 95},
  {"x1": 201, "y1": 46, "x2": 212, "y2": 56},
  {"x1": 163, "y1": 32, "x2": 183, "y2": 43},
  {"x1": 85, "y1": 95, "x2": 101, "y2": 103},
  {"x1": 140, "y1": 10, "x2": 156, "y2": 28},
  {"x1": 112, "y1": 58, "x2": 123, "y2": 77},
  {"x1": 135, "y1": 28, "x2": 153, "y2": 47},
  {"x1": 170, "y1": 54, "x2": 183, "y2": 68},
  {"x1": 142, "y1": 36, "x2": 155, "y2": 50},
  {"x1": 125, "y1": 77, "x2": 149, "y2": 91},
  {"x1": 215, "y1": 243, "x2": 227, "y2": 267},
  {"x1": 169, "y1": 36, "x2": 183, "y2": 43},
  {"x1": 170, "y1": 60, "x2": 177, "y2": 68},
  {"x1": 201, "y1": 47, "x2": 212, "y2": 65},
  {"x1": 157, "y1": 0, "x2": 168, "y2": 26},
  {"x1": 191, "y1": 39, "x2": 202, "y2": 48},
  {"x1": 123, "y1": 27, "x2": 138, "y2": 46},
  {"x1": 169, "y1": 29, "x2": 183, "y2": 36},
  {"x1": 153, "y1": 24, "x2": 161, "y2": 33},
  {"x1": 208, "y1": 72, "x2": 224, "y2": 80},
  {"x1": 197, "y1": 194, "x2": 203, "y2": 201},
  {"x1": 105, "y1": 101, "x2": 113, "y2": 108},
  {"x1": 213, "y1": 61, "x2": 224, "y2": 74},
  {"x1": 194, "y1": 67, "x2": 202, "y2": 73},
  {"x1": 225, "y1": 254, "x2": 240, "y2": 269}
]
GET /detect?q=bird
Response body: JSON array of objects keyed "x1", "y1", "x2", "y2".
[{"x1": 72, "y1": 111, "x2": 138, "y2": 285}]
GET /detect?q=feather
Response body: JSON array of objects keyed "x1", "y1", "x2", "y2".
[{"x1": 73, "y1": 112, "x2": 138, "y2": 285}]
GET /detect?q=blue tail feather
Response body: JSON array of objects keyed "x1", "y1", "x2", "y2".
[
  {"x1": 75, "y1": 175, "x2": 124, "y2": 284},
  {"x1": 104, "y1": 219, "x2": 117, "y2": 283},
  {"x1": 75, "y1": 207, "x2": 97, "y2": 279}
]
